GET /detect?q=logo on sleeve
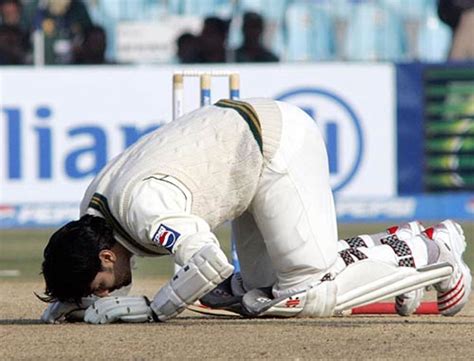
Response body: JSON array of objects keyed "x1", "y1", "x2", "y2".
[{"x1": 152, "y1": 224, "x2": 180, "y2": 251}]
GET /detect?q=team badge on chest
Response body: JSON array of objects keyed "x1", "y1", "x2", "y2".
[{"x1": 153, "y1": 224, "x2": 181, "y2": 252}]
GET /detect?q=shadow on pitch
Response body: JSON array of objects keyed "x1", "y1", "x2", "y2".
[
  {"x1": 0, "y1": 319, "x2": 44, "y2": 325},
  {"x1": 174, "y1": 315, "x2": 474, "y2": 327},
  {"x1": 0, "y1": 317, "x2": 472, "y2": 326}
]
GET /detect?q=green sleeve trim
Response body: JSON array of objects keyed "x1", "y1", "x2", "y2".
[{"x1": 89, "y1": 193, "x2": 162, "y2": 256}]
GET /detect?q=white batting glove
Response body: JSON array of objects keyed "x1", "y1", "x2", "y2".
[
  {"x1": 40, "y1": 283, "x2": 133, "y2": 324},
  {"x1": 41, "y1": 296, "x2": 96, "y2": 324},
  {"x1": 84, "y1": 296, "x2": 158, "y2": 324}
]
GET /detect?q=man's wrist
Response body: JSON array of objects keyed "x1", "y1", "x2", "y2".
[{"x1": 144, "y1": 296, "x2": 161, "y2": 322}]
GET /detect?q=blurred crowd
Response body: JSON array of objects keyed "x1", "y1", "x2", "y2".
[
  {"x1": 176, "y1": 12, "x2": 278, "y2": 64},
  {"x1": 0, "y1": 0, "x2": 279, "y2": 65},
  {"x1": 0, "y1": 0, "x2": 473, "y2": 66},
  {"x1": 0, "y1": 0, "x2": 110, "y2": 65}
]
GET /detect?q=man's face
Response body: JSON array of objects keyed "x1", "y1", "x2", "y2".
[
  {"x1": 89, "y1": 249, "x2": 132, "y2": 297},
  {"x1": 1, "y1": 2, "x2": 21, "y2": 26},
  {"x1": 90, "y1": 266, "x2": 116, "y2": 297}
]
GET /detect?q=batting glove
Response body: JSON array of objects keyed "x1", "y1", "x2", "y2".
[
  {"x1": 41, "y1": 296, "x2": 96, "y2": 324},
  {"x1": 84, "y1": 296, "x2": 158, "y2": 324}
]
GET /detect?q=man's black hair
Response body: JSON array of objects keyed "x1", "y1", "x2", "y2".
[
  {"x1": 0, "y1": 0, "x2": 22, "y2": 7},
  {"x1": 203, "y1": 16, "x2": 230, "y2": 36},
  {"x1": 41, "y1": 215, "x2": 116, "y2": 304}
]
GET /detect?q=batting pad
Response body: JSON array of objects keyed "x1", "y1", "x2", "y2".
[
  {"x1": 334, "y1": 260, "x2": 453, "y2": 312},
  {"x1": 151, "y1": 244, "x2": 234, "y2": 321}
]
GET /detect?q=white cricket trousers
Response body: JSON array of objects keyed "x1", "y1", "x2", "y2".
[{"x1": 232, "y1": 101, "x2": 339, "y2": 297}]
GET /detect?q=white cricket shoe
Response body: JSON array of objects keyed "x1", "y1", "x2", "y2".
[
  {"x1": 389, "y1": 221, "x2": 426, "y2": 316},
  {"x1": 387, "y1": 221, "x2": 425, "y2": 242},
  {"x1": 423, "y1": 220, "x2": 472, "y2": 316},
  {"x1": 395, "y1": 288, "x2": 424, "y2": 316}
]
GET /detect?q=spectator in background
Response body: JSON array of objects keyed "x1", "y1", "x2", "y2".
[
  {"x1": 73, "y1": 24, "x2": 107, "y2": 64},
  {"x1": 199, "y1": 16, "x2": 229, "y2": 63},
  {"x1": 438, "y1": 0, "x2": 474, "y2": 60},
  {"x1": 32, "y1": 0, "x2": 92, "y2": 64},
  {"x1": 0, "y1": 0, "x2": 30, "y2": 57},
  {"x1": 0, "y1": 24, "x2": 27, "y2": 64},
  {"x1": 235, "y1": 12, "x2": 279, "y2": 63},
  {"x1": 0, "y1": 0, "x2": 21, "y2": 26},
  {"x1": 176, "y1": 32, "x2": 201, "y2": 64}
]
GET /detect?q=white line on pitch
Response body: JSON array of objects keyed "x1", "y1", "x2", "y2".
[{"x1": 0, "y1": 270, "x2": 21, "y2": 277}]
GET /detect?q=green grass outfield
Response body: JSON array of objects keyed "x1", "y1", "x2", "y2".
[{"x1": 1, "y1": 222, "x2": 473, "y2": 283}]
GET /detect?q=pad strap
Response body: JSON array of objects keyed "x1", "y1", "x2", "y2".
[
  {"x1": 381, "y1": 234, "x2": 416, "y2": 267},
  {"x1": 338, "y1": 248, "x2": 368, "y2": 266},
  {"x1": 343, "y1": 236, "x2": 367, "y2": 248}
]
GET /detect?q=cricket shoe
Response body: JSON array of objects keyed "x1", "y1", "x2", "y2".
[
  {"x1": 387, "y1": 221, "x2": 426, "y2": 316},
  {"x1": 386, "y1": 220, "x2": 425, "y2": 241},
  {"x1": 394, "y1": 288, "x2": 424, "y2": 316},
  {"x1": 193, "y1": 273, "x2": 245, "y2": 316},
  {"x1": 423, "y1": 220, "x2": 472, "y2": 316}
]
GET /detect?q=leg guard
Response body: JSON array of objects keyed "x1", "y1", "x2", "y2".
[
  {"x1": 334, "y1": 259, "x2": 453, "y2": 313},
  {"x1": 151, "y1": 244, "x2": 234, "y2": 321},
  {"x1": 240, "y1": 260, "x2": 452, "y2": 318},
  {"x1": 241, "y1": 280, "x2": 336, "y2": 318}
]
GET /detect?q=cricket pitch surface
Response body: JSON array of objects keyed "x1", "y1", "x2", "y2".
[{"x1": 1, "y1": 279, "x2": 473, "y2": 360}]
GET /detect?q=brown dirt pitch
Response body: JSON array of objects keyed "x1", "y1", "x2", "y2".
[{"x1": 1, "y1": 279, "x2": 473, "y2": 361}]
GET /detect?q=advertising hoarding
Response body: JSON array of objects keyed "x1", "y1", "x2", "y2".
[{"x1": 0, "y1": 64, "x2": 395, "y2": 226}]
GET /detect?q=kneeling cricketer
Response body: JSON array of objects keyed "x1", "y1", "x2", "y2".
[{"x1": 39, "y1": 98, "x2": 472, "y2": 324}]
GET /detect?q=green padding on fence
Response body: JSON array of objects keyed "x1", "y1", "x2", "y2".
[
  {"x1": 425, "y1": 84, "x2": 474, "y2": 96},
  {"x1": 425, "y1": 173, "x2": 474, "y2": 188},
  {"x1": 426, "y1": 137, "x2": 474, "y2": 152},
  {"x1": 426, "y1": 103, "x2": 474, "y2": 116},
  {"x1": 425, "y1": 69, "x2": 474, "y2": 79},
  {"x1": 426, "y1": 120, "x2": 474, "y2": 135},
  {"x1": 427, "y1": 155, "x2": 474, "y2": 170}
]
